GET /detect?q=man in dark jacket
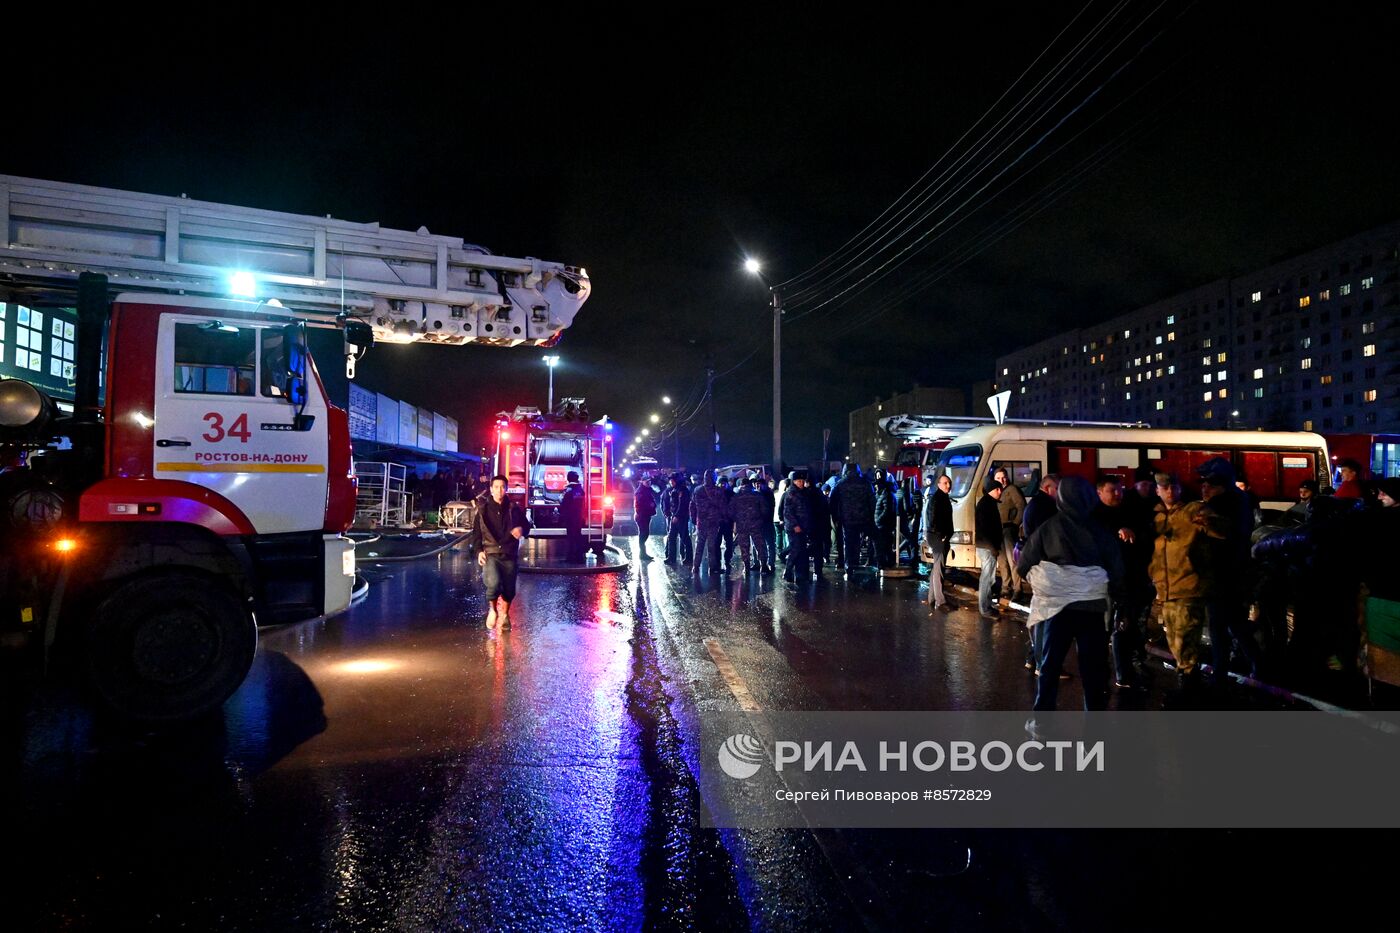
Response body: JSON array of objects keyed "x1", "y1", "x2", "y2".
[
  {"x1": 1198, "y1": 460, "x2": 1264, "y2": 685},
  {"x1": 1018, "y1": 474, "x2": 1125, "y2": 711},
  {"x1": 634, "y1": 475, "x2": 659, "y2": 560},
  {"x1": 559, "y1": 471, "x2": 587, "y2": 564},
  {"x1": 831, "y1": 464, "x2": 876, "y2": 579},
  {"x1": 690, "y1": 470, "x2": 731, "y2": 575},
  {"x1": 923, "y1": 473, "x2": 955, "y2": 610},
  {"x1": 759, "y1": 476, "x2": 778, "y2": 572},
  {"x1": 872, "y1": 468, "x2": 897, "y2": 568},
  {"x1": 1021, "y1": 473, "x2": 1060, "y2": 540},
  {"x1": 661, "y1": 473, "x2": 692, "y2": 565},
  {"x1": 782, "y1": 471, "x2": 815, "y2": 583},
  {"x1": 975, "y1": 478, "x2": 1005, "y2": 617},
  {"x1": 474, "y1": 475, "x2": 529, "y2": 629},
  {"x1": 1092, "y1": 475, "x2": 1153, "y2": 688}
]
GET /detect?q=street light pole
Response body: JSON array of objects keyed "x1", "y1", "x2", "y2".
[
  {"x1": 543, "y1": 355, "x2": 560, "y2": 413},
  {"x1": 771, "y1": 287, "x2": 782, "y2": 476}
]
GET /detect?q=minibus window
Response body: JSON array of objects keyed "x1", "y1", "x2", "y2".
[{"x1": 939, "y1": 445, "x2": 983, "y2": 499}]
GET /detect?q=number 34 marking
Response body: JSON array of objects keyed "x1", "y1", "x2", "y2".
[{"x1": 202, "y1": 412, "x2": 252, "y2": 443}]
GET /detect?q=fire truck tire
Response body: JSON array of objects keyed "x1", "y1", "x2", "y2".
[{"x1": 84, "y1": 572, "x2": 257, "y2": 723}]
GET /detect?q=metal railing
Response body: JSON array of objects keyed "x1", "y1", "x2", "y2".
[{"x1": 354, "y1": 461, "x2": 410, "y2": 528}]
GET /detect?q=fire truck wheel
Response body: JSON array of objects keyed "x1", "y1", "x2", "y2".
[{"x1": 84, "y1": 573, "x2": 257, "y2": 723}]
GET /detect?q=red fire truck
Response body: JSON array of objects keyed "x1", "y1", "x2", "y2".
[
  {"x1": 0, "y1": 175, "x2": 589, "y2": 721},
  {"x1": 491, "y1": 400, "x2": 614, "y2": 556}
]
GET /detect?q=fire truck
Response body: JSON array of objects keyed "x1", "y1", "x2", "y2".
[
  {"x1": 491, "y1": 399, "x2": 614, "y2": 556},
  {"x1": 0, "y1": 175, "x2": 590, "y2": 721}
]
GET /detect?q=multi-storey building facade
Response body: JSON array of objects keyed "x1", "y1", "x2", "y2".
[
  {"x1": 992, "y1": 221, "x2": 1400, "y2": 434},
  {"x1": 848, "y1": 385, "x2": 966, "y2": 469}
]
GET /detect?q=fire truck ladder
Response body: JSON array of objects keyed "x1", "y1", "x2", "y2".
[{"x1": 0, "y1": 174, "x2": 590, "y2": 347}]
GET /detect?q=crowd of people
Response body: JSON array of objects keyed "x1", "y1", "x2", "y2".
[
  {"x1": 627, "y1": 465, "x2": 930, "y2": 585},
  {"x1": 628, "y1": 457, "x2": 1399, "y2": 709}
]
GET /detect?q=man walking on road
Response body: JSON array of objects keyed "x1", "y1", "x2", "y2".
[
  {"x1": 731, "y1": 474, "x2": 772, "y2": 573},
  {"x1": 831, "y1": 464, "x2": 876, "y2": 580},
  {"x1": 474, "y1": 475, "x2": 528, "y2": 630},
  {"x1": 994, "y1": 466, "x2": 1027, "y2": 608},
  {"x1": 634, "y1": 474, "x2": 658, "y2": 561}
]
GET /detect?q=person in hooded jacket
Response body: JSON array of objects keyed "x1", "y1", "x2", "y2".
[
  {"x1": 1017, "y1": 474, "x2": 1125, "y2": 711},
  {"x1": 872, "y1": 467, "x2": 898, "y2": 568},
  {"x1": 1197, "y1": 460, "x2": 1265, "y2": 685},
  {"x1": 831, "y1": 464, "x2": 876, "y2": 579},
  {"x1": 634, "y1": 475, "x2": 659, "y2": 560},
  {"x1": 661, "y1": 473, "x2": 692, "y2": 565},
  {"x1": 559, "y1": 470, "x2": 587, "y2": 564},
  {"x1": 826, "y1": 470, "x2": 846, "y2": 567},
  {"x1": 1021, "y1": 474, "x2": 1060, "y2": 541}
]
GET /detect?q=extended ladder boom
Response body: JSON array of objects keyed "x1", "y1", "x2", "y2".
[{"x1": 0, "y1": 175, "x2": 590, "y2": 347}]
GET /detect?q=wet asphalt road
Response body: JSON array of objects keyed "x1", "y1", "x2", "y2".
[{"x1": 2, "y1": 535, "x2": 1391, "y2": 931}]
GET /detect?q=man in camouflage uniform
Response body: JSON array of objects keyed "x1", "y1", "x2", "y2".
[
  {"x1": 731, "y1": 473, "x2": 773, "y2": 573},
  {"x1": 689, "y1": 469, "x2": 732, "y2": 575}
]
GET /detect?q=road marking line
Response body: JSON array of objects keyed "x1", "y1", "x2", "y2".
[{"x1": 704, "y1": 638, "x2": 761, "y2": 712}]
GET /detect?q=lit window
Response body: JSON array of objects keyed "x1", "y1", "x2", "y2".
[
  {"x1": 1202, "y1": 356, "x2": 1212, "y2": 366},
  {"x1": 1253, "y1": 387, "x2": 1264, "y2": 399},
  {"x1": 1155, "y1": 352, "x2": 1163, "y2": 362},
  {"x1": 1319, "y1": 289, "x2": 1330, "y2": 301},
  {"x1": 1134, "y1": 357, "x2": 1142, "y2": 366},
  {"x1": 1203, "y1": 391, "x2": 1213, "y2": 401},
  {"x1": 1167, "y1": 315, "x2": 1176, "y2": 325},
  {"x1": 1155, "y1": 400, "x2": 1165, "y2": 411},
  {"x1": 1168, "y1": 365, "x2": 1176, "y2": 375},
  {"x1": 1217, "y1": 370, "x2": 1227, "y2": 381},
  {"x1": 1125, "y1": 377, "x2": 1132, "y2": 386},
  {"x1": 1156, "y1": 368, "x2": 1163, "y2": 377},
  {"x1": 1300, "y1": 358, "x2": 1312, "y2": 370},
  {"x1": 1365, "y1": 389, "x2": 1377, "y2": 403},
  {"x1": 1301, "y1": 337, "x2": 1312, "y2": 349},
  {"x1": 1125, "y1": 391, "x2": 1132, "y2": 400},
  {"x1": 1203, "y1": 337, "x2": 1213, "y2": 349},
  {"x1": 1217, "y1": 352, "x2": 1227, "y2": 363},
  {"x1": 1205, "y1": 409, "x2": 1214, "y2": 420},
  {"x1": 1303, "y1": 420, "x2": 1313, "y2": 431},
  {"x1": 1299, "y1": 296, "x2": 1311, "y2": 308},
  {"x1": 1204, "y1": 374, "x2": 1213, "y2": 384},
  {"x1": 1251, "y1": 291, "x2": 1262, "y2": 303},
  {"x1": 1362, "y1": 321, "x2": 1375, "y2": 334},
  {"x1": 1002, "y1": 368, "x2": 1008, "y2": 376},
  {"x1": 1167, "y1": 332, "x2": 1176, "y2": 342},
  {"x1": 1320, "y1": 375, "x2": 1333, "y2": 386},
  {"x1": 1340, "y1": 284, "x2": 1352, "y2": 296},
  {"x1": 1362, "y1": 276, "x2": 1374, "y2": 290},
  {"x1": 1124, "y1": 330, "x2": 1131, "y2": 338},
  {"x1": 1218, "y1": 389, "x2": 1228, "y2": 399},
  {"x1": 1253, "y1": 368, "x2": 1264, "y2": 379},
  {"x1": 1364, "y1": 344, "x2": 1376, "y2": 357}
]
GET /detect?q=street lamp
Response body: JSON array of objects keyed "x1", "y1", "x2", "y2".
[
  {"x1": 641, "y1": 428, "x2": 650, "y2": 437},
  {"x1": 661, "y1": 395, "x2": 672, "y2": 406},
  {"x1": 650, "y1": 413, "x2": 660, "y2": 423},
  {"x1": 744, "y1": 257, "x2": 782, "y2": 475},
  {"x1": 543, "y1": 355, "x2": 560, "y2": 413}
]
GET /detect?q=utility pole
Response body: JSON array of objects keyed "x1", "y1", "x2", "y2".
[
  {"x1": 706, "y1": 358, "x2": 717, "y2": 470},
  {"x1": 772, "y1": 287, "x2": 782, "y2": 476}
]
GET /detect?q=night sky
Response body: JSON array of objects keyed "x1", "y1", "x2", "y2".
[{"x1": 10, "y1": 4, "x2": 1400, "y2": 468}]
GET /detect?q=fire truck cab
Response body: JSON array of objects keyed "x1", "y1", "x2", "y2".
[
  {"x1": 492, "y1": 401, "x2": 614, "y2": 556},
  {"x1": 0, "y1": 174, "x2": 590, "y2": 722}
]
